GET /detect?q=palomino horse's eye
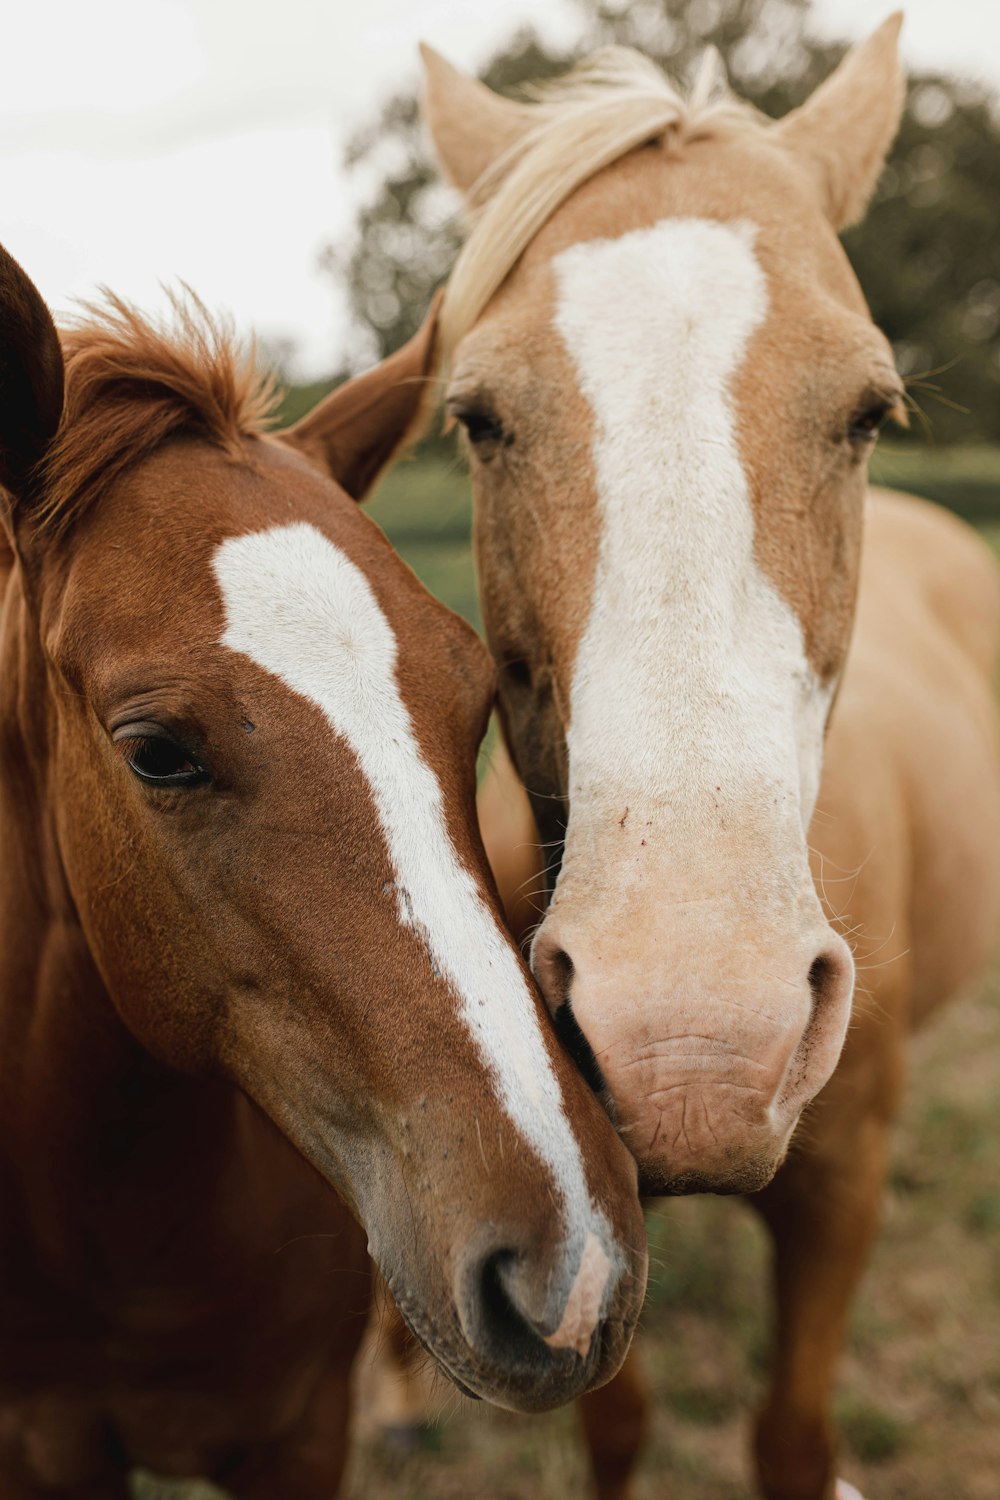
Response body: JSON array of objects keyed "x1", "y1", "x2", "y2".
[
  {"x1": 451, "y1": 405, "x2": 507, "y2": 452},
  {"x1": 120, "y1": 735, "x2": 209, "y2": 789},
  {"x1": 503, "y1": 658, "x2": 533, "y2": 691},
  {"x1": 847, "y1": 400, "x2": 893, "y2": 444}
]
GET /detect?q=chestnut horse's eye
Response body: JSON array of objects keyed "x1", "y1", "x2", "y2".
[{"x1": 122, "y1": 735, "x2": 209, "y2": 789}]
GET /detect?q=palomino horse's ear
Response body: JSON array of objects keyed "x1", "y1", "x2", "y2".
[
  {"x1": 0, "y1": 243, "x2": 64, "y2": 513},
  {"x1": 420, "y1": 43, "x2": 536, "y2": 200},
  {"x1": 284, "y1": 294, "x2": 440, "y2": 503},
  {"x1": 775, "y1": 13, "x2": 905, "y2": 230}
]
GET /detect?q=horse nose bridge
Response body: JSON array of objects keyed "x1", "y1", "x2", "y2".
[{"x1": 543, "y1": 768, "x2": 835, "y2": 921}]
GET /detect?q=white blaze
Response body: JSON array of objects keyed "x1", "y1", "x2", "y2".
[
  {"x1": 552, "y1": 218, "x2": 828, "y2": 889},
  {"x1": 212, "y1": 523, "x2": 605, "y2": 1285}
]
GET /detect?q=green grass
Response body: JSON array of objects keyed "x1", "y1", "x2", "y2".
[
  {"x1": 836, "y1": 1400, "x2": 912, "y2": 1464},
  {"x1": 870, "y1": 440, "x2": 1000, "y2": 522},
  {"x1": 366, "y1": 450, "x2": 478, "y2": 630}
]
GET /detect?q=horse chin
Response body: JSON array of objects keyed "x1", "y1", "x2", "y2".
[{"x1": 636, "y1": 1148, "x2": 788, "y2": 1199}]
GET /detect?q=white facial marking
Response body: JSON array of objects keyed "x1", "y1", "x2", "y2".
[
  {"x1": 553, "y1": 218, "x2": 827, "y2": 893},
  {"x1": 212, "y1": 523, "x2": 606, "y2": 1288},
  {"x1": 543, "y1": 1231, "x2": 611, "y2": 1357}
]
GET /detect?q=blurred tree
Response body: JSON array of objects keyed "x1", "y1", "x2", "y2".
[{"x1": 324, "y1": 0, "x2": 1000, "y2": 442}]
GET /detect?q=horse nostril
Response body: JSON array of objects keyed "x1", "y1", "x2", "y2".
[
  {"x1": 808, "y1": 953, "x2": 831, "y2": 1005},
  {"x1": 457, "y1": 1241, "x2": 563, "y2": 1376},
  {"x1": 476, "y1": 1249, "x2": 547, "y2": 1364},
  {"x1": 807, "y1": 940, "x2": 854, "y2": 1015},
  {"x1": 532, "y1": 937, "x2": 574, "y2": 1013},
  {"x1": 532, "y1": 936, "x2": 609, "y2": 1101},
  {"x1": 554, "y1": 1000, "x2": 608, "y2": 1098}
]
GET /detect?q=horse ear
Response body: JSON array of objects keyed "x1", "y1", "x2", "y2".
[
  {"x1": 0, "y1": 243, "x2": 64, "y2": 512},
  {"x1": 284, "y1": 294, "x2": 440, "y2": 503},
  {"x1": 776, "y1": 13, "x2": 905, "y2": 230},
  {"x1": 420, "y1": 43, "x2": 536, "y2": 200}
]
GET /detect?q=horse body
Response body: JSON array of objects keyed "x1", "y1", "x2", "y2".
[
  {"x1": 422, "y1": 17, "x2": 1000, "y2": 1498},
  {"x1": 0, "y1": 249, "x2": 646, "y2": 1495},
  {"x1": 753, "y1": 488, "x2": 1000, "y2": 1499}
]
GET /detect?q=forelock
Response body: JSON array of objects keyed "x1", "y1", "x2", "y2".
[{"x1": 38, "y1": 287, "x2": 279, "y2": 534}]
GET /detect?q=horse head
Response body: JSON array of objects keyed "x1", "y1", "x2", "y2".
[
  {"x1": 424, "y1": 18, "x2": 907, "y2": 1193},
  {"x1": 0, "y1": 246, "x2": 645, "y2": 1407}
]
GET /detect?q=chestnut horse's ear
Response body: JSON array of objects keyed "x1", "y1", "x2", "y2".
[
  {"x1": 284, "y1": 294, "x2": 440, "y2": 503},
  {"x1": 776, "y1": 13, "x2": 905, "y2": 230},
  {"x1": 0, "y1": 243, "x2": 64, "y2": 511},
  {"x1": 420, "y1": 43, "x2": 536, "y2": 200}
]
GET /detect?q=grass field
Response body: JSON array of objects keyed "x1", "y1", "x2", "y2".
[
  {"x1": 136, "y1": 440, "x2": 1000, "y2": 1499},
  {"x1": 366, "y1": 448, "x2": 480, "y2": 629}
]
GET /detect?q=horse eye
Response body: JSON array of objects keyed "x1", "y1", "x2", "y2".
[
  {"x1": 503, "y1": 657, "x2": 533, "y2": 690},
  {"x1": 122, "y1": 735, "x2": 209, "y2": 788},
  {"x1": 451, "y1": 404, "x2": 508, "y2": 452},
  {"x1": 847, "y1": 400, "x2": 892, "y2": 444}
]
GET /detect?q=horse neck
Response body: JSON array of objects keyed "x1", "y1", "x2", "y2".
[{"x1": 0, "y1": 564, "x2": 253, "y2": 1256}]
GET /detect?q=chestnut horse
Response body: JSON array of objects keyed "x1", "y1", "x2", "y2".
[
  {"x1": 0, "y1": 245, "x2": 647, "y2": 1497},
  {"x1": 421, "y1": 15, "x2": 1000, "y2": 1500}
]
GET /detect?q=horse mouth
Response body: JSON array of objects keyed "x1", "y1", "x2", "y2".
[{"x1": 384, "y1": 1270, "x2": 626, "y2": 1413}]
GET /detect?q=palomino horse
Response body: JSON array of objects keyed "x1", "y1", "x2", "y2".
[
  {"x1": 421, "y1": 15, "x2": 1000, "y2": 1500},
  {"x1": 0, "y1": 244, "x2": 647, "y2": 1497}
]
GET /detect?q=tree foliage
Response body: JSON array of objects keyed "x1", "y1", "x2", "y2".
[{"x1": 324, "y1": 0, "x2": 1000, "y2": 442}]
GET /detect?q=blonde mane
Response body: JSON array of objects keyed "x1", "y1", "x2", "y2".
[{"x1": 439, "y1": 47, "x2": 766, "y2": 366}]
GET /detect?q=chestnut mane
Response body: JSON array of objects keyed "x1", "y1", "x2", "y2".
[{"x1": 39, "y1": 289, "x2": 279, "y2": 533}]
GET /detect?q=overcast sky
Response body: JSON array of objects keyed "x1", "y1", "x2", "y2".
[{"x1": 2, "y1": 0, "x2": 997, "y2": 378}]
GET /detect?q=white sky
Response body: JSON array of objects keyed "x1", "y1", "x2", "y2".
[{"x1": 2, "y1": 0, "x2": 997, "y2": 379}]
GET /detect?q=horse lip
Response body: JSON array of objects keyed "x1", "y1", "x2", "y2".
[{"x1": 386, "y1": 1270, "x2": 622, "y2": 1411}]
